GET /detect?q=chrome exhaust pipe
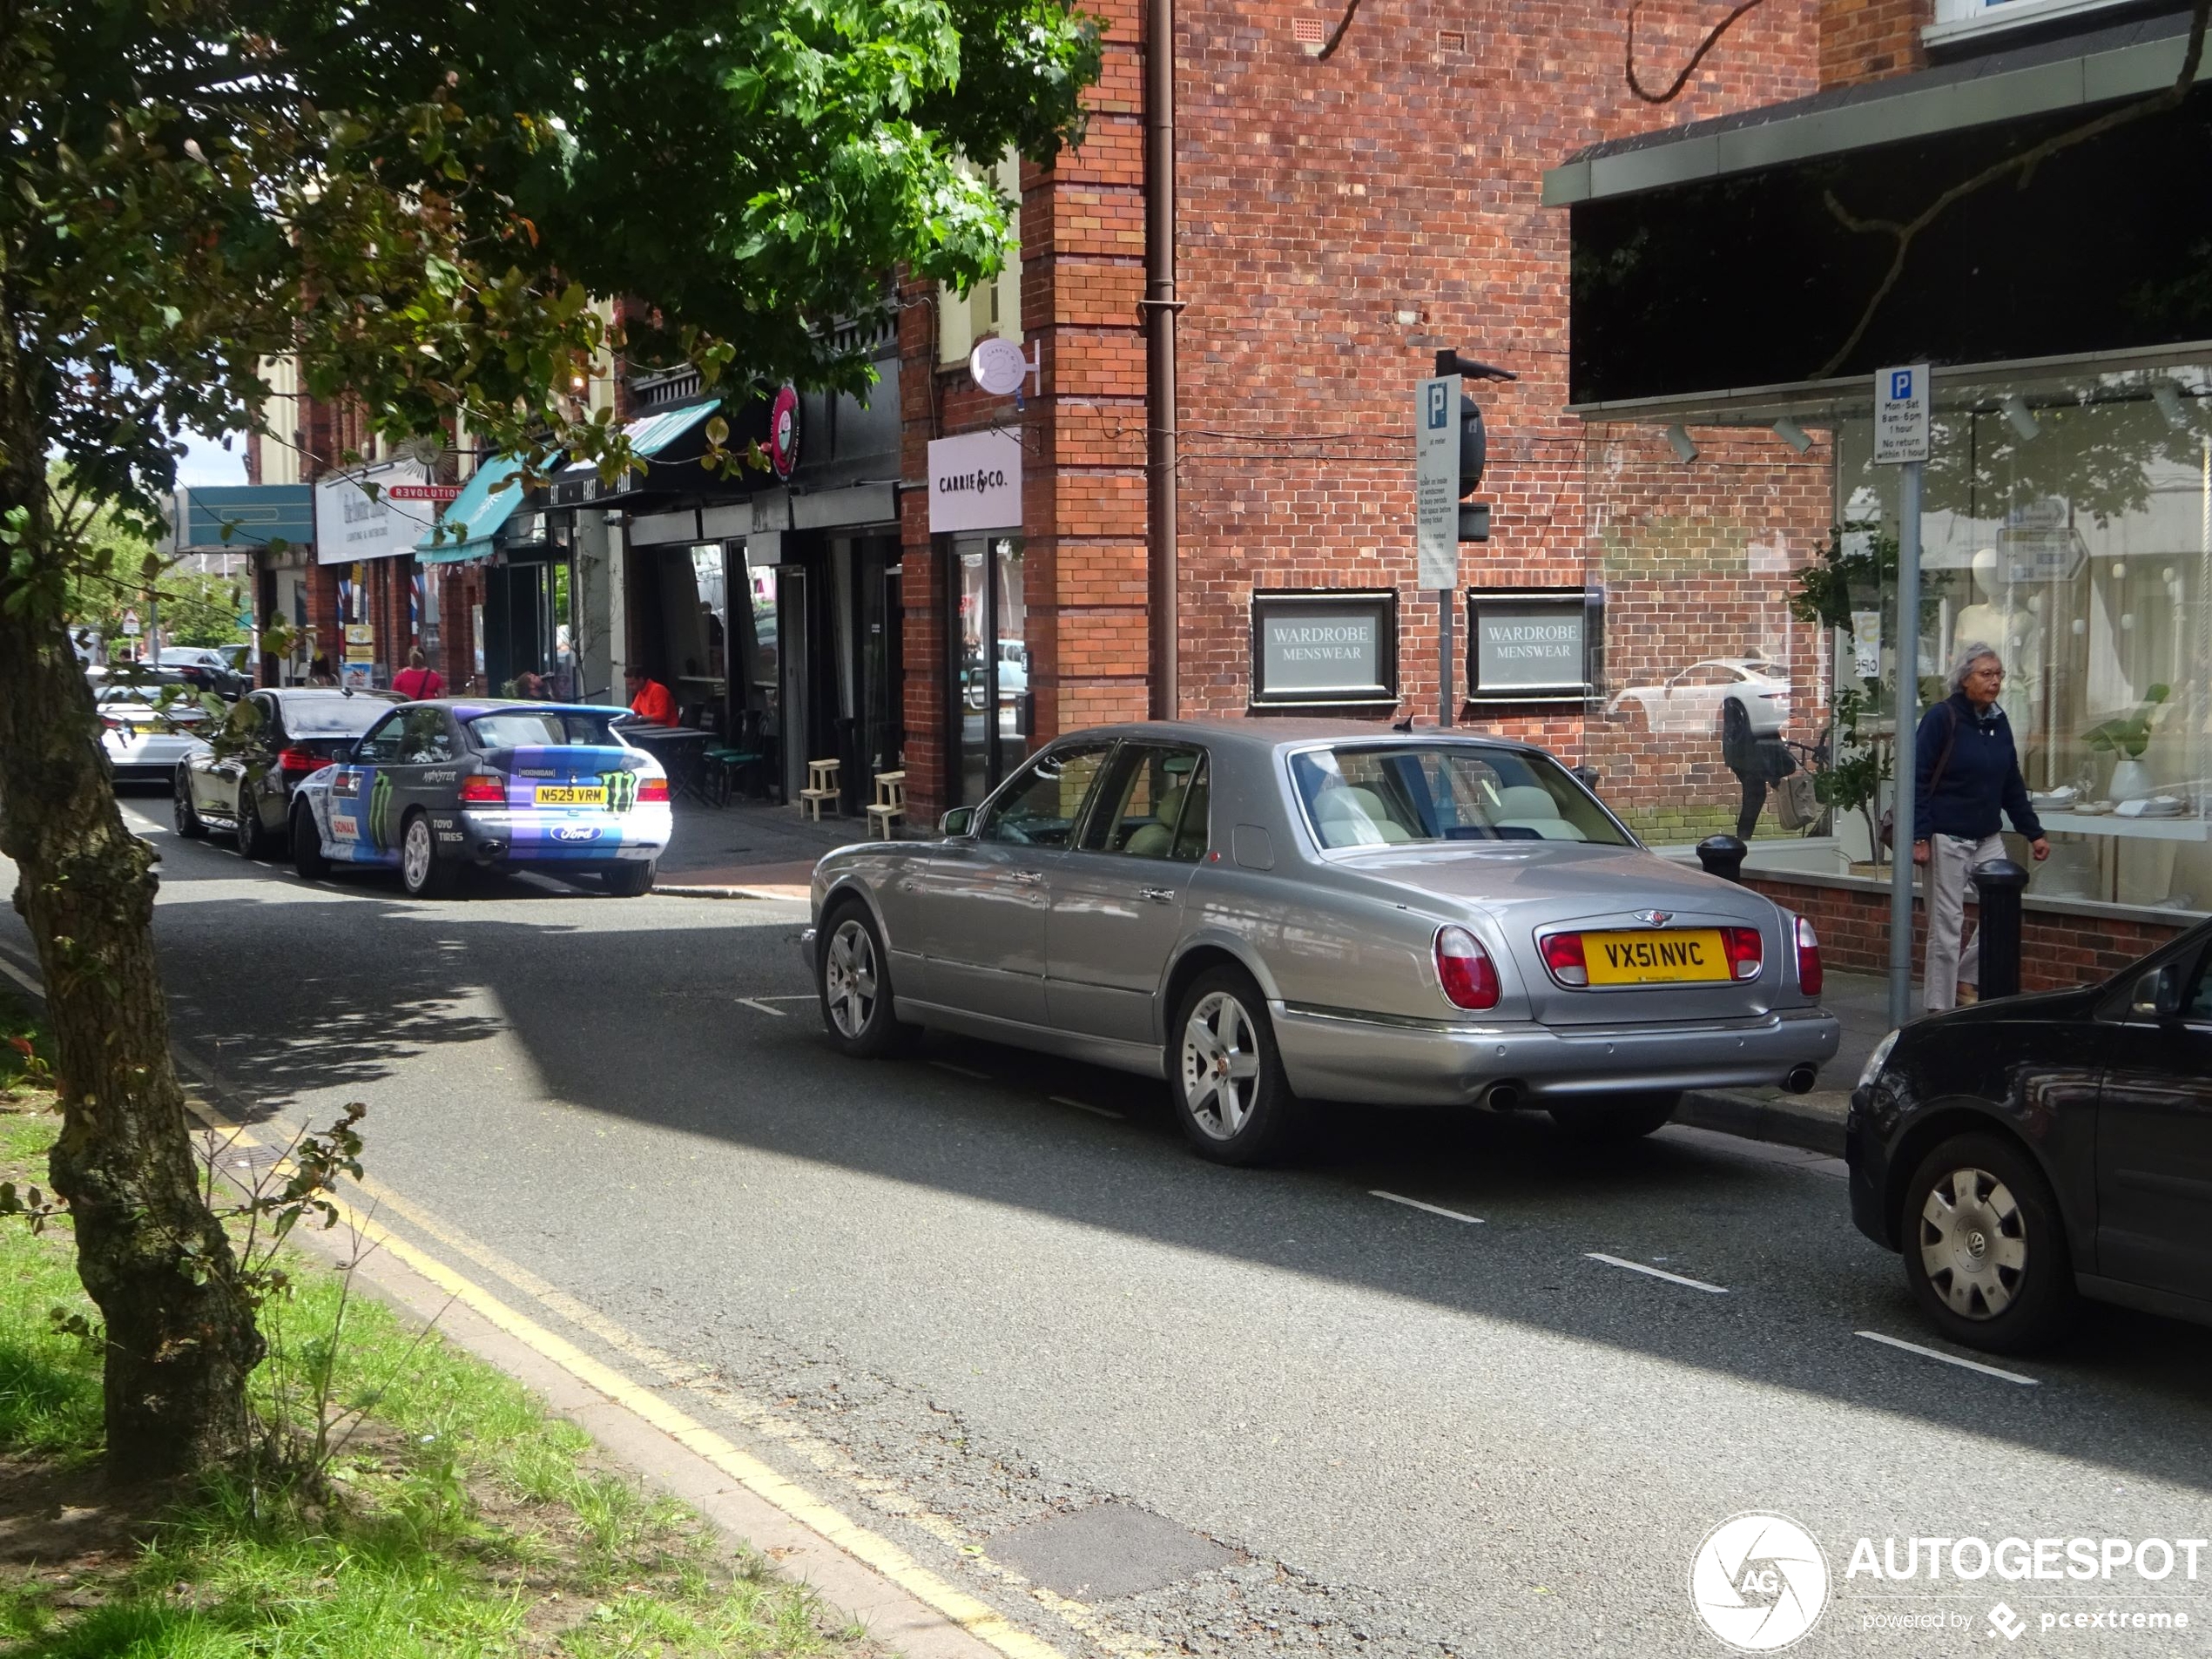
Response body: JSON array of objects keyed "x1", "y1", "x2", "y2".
[
  {"x1": 1482, "y1": 1081, "x2": 1524, "y2": 1112},
  {"x1": 1784, "y1": 1064, "x2": 1818, "y2": 1095}
]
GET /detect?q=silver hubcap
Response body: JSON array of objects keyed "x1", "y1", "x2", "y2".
[
  {"x1": 403, "y1": 820, "x2": 432, "y2": 889},
  {"x1": 1181, "y1": 991, "x2": 1262, "y2": 1140},
  {"x1": 825, "y1": 921, "x2": 877, "y2": 1038},
  {"x1": 1919, "y1": 1165, "x2": 2028, "y2": 1319}
]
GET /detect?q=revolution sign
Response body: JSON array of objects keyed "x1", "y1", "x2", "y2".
[{"x1": 927, "y1": 428, "x2": 1022, "y2": 533}]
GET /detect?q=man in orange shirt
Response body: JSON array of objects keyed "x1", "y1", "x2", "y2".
[{"x1": 623, "y1": 664, "x2": 677, "y2": 726}]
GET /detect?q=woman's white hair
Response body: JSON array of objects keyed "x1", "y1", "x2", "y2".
[{"x1": 1946, "y1": 640, "x2": 2001, "y2": 695}]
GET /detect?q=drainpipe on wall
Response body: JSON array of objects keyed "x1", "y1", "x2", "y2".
[{"x1": 1143, "y1": 0, "x2": 1180, "y2": 719}]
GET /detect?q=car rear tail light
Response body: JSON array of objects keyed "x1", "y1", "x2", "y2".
[
  {"x1": 1540, "y1": 931, "x2": 1589, "y2": 987},
  {"x1": 1795, "y1": 914, "x2": 1824, "y2": 997},
  {"x1": 459, "y1": 774, "x2": 506, "y2": 804},
  {"x1": 1434, "y1": 925, "x2": 1501, "y2": 1011},
  {"x1": 1720, "y1": 926, "x2": 1764, "y2": 981},
  {"x1": 278, "y1": 745, "x2": 322, "y2": 773},
  {"x1": 637, "y1": 776, "x2": 670, "y2": 803}
]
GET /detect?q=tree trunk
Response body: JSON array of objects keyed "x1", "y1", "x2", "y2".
[{"x1": 0, "y1": 465, "x2": 263, "y2": 1481}]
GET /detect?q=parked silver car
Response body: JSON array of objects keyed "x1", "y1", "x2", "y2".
[
  {"x1": 800, "y1": 722, "x2": 1841, "y2": 1163},
  {"x1": 94, "y1": 681, "x2": 211, "y2": 786}
]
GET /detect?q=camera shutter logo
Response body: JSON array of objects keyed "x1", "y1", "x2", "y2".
[{"x1": 1689, "y1": 1513, "x2": 1830, "y2": 1652}]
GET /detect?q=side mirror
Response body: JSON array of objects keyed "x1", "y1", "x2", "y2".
[
  {"x1": 939, "y1": 806, "x2": 975, "y2": 838},
  {"x1": 2130, "y1": 965, "x2": 2182, "y2": 1019}
]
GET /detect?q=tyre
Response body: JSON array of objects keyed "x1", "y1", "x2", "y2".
[
  {"x1": 815, "y1": 902, "x2": 919, "y2": 1058},
  {"x1": 235, "y1": 784, "x2": 272, "y2": 860},
  {"x1": 290, "y1": 802, "x2": 328, "y2": 880},
  {"x1": 173, "y1": 770, "x2": 207, "y2": 838},
  {"x1": 602, "y1": 860, "x2": 656, "y2": 897},
  {"x1": 1901, "y1": 1131, "x2": 2077, "y2": 1353},
  {"x1": 399, "y1": 811, "x2": 455, "y2": 899},
  {"x1": 1548, "y1": 1092, "x2": 1681, "y2": 1142},
  {"x1": 1171, "y1": 966, "x2": 1302, "y2": 1165}
]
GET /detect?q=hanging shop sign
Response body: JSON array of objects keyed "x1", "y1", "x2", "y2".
[
  {"x1": 314, "y1": 460, "x2": 438, "y2": 564},
  {"x1": 1249, "y1": 590, "x2": 1399, "y2": 709},
  {"x1": 769, "y1": 384, "x2": 803, "y2": 480},
  {"x1": 927, "y1": 428, "x2": 1023, "y2": 534},
  {"x1": 1465, "y1": 587, "x2": 1602, "y2": 703}
]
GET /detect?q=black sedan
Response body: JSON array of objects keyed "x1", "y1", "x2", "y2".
[
  {"x1": 1849, "y1": 917, "x2": 2212, "y2": 1352},
  {"x1": 173, "y1": 687, "x2": 402, "y2": 858}
]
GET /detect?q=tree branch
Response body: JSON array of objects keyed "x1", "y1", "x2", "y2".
[
  {"x1": 1627, "y1": 0, "x2": 1772, "y2": 105},
  {"x1": 1816, "y1": 0, "x2": 2208, "y2": 377},
  {"x1": 1316, "y1": 0, "x2": 1365, "y2": 62}
]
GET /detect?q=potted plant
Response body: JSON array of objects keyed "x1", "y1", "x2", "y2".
[
  {"x1": 1817, "y1": 687, "x2": 1892, "y2": 870},
  {"x1": 2083, "y1": 684, "x2": 2170, "y2": 800}
]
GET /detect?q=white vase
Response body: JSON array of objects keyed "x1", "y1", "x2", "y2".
[{"x1": 2108, "y1": 757, "x2": 2155, "y2": 802}]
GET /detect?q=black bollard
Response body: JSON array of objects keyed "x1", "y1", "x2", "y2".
[
  {"x1": 1696, "y1": 833, "x2": 1747, "y2": 885},
  {"x1": 1970, "y1": 858, "x2": 2030, "y2": 1001}
]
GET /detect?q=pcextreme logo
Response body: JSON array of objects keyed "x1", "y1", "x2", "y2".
[{"x1": 1690, "y1": 1513, "x2": 1831, "y2": 1652}]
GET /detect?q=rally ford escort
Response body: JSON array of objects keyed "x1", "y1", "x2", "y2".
[{"x1": 288, "y1": 700, "x2": 671, "y2": 898}]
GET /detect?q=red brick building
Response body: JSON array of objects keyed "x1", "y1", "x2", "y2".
[{"x1": 894, "y1": 0, "x2": 1826, "y2": 823}]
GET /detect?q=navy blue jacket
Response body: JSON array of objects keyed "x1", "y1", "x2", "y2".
[{"x1": 1912, "y1": 691, "x2": 2042, "y2": 842}]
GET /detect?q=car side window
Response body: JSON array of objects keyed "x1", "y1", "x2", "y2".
[
  {"x1": 2188, "y1": 953, "x2": 2212, "y2": 1022},
  {"x1": 980, "y1": 745, "x2": 1109, "y2": 848},
  {"x1": 1080, "y1": 745, "x2": 1206, "y2": 860},
  {"x1": 353, "y1": 712, "x2": 407, "y2": 764}
]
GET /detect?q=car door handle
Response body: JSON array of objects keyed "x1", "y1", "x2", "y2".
[
  {"x1": 1008, "y1": 870, "x2": 1046, "y2": 886},
  {"x1": 1139, "y1": 887, "x2": 1177, "y2": 904}
]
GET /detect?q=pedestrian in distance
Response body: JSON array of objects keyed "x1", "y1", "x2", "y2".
[
  {"x1": 1912, "y1": 641, "x2": 2050, "y2": 1011},
  {"x1": 393, "y1": 646, "x2": 444, "y2": 700},
  {"x1": 307, "y1": 654, "x2": 338, "y2": 687},
  {"x1": 623, "y1": 663, "x2": 677, "y2": 727}
]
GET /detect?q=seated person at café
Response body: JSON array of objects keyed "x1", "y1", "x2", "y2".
[{"x1": 624, "y1": 664, "x2": 678, "y2": 727}]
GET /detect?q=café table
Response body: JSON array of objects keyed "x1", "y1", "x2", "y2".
[{"x1": 615, "y1": 721, "x2": 714, "y2": 806}]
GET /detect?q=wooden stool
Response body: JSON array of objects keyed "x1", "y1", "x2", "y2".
[
  {"x1": 866, "y1": 770, "x2": 905, "y2": 839},
  {"x1": 799, "y1": 758, "x2": 842, "y2": 820}
]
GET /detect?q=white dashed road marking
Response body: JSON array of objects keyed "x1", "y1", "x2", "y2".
[
  {"x1": 1586, "y1": 1252, "x2": 1728, "y2": 1293},
  {"x1": 1370, "y1": 1190, "x2": 1485, "y2": 1225},
  {"x1": 1856, "y1": 1330, "x2": 2039, "y2": 1386},
  {"x1": 1048, "y1": 1096, "x2": 1124, "y2": 1120},
  {"x1": 736, "y1": 998, "x2": 791, "y2": 1017}
]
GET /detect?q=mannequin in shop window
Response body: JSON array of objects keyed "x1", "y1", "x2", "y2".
[{"x1": 1955, "y1": 548, "x2": 2043, "y2": 740}]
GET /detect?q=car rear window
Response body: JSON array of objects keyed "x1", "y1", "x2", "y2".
[
  {"x1": 465, "y1": 710, "x2": 625, "y2": 749},
  {"x1": 281, "y1": 697, "x2": 400, "y2": 736},
  {"x1": 1291, "y1": 744, "x2": 1630, "y2": 849}
]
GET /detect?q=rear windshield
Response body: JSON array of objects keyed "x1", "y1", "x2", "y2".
[
  {"x1": 280, "y1": 697, "x2": 400, "y2": 736},
  {"x1": 465, "y1": 710, "x2": 624, "y2": 750},
  {"x1": 1291, "y1": 744, "x2": 1630, "y2": 849}
]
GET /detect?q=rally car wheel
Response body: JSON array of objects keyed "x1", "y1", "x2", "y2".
[
  {"x1": 603, "y1": 861, "x2": 656, "y2": 897},
  {"x1": 399, "y1": 812, "x2": 455, "y2": 900},
  {"x1": 290, "y1": 802, "x2": 328, "y2": 880},
  {"x1": 173, "y1": 771, "x2": 207, "y2": 839}
]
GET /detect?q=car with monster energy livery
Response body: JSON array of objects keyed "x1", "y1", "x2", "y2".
[{"x1": 288, "y1": 700, "x2": 673, "y2": 898}]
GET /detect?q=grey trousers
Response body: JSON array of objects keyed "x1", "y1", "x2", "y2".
[{"x1": 1925, "y1": 832, "x2": 2006, "y2": 1011}]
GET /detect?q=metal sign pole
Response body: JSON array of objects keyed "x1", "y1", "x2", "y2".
[
  {"x1": 1439, "y1": 590, "x2": 1454, "y2": 727},
  {"x1": 1887, "y1": 456, "x2": 1923, "y2": 1027}
]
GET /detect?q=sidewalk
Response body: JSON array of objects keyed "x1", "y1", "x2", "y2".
[
  {"x1": 1677, "y1": 967, "x2": 1892, "y2": 1157},
  {"x1": 655, "y1": 798, "x2": 881, "y2": 895}
]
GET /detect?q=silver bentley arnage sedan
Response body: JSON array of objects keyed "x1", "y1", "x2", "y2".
[{"x1": 800, "y1": 722, "x2": 1841, "y2": 1163}]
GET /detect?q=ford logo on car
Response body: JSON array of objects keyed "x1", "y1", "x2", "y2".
[{"x1": 551, "y1": 826, "x2": 602, "y2": 844}]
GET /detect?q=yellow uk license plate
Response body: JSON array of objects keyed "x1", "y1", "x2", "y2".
[
  {"x1": 534, "y1": 785, "x2": 604, "y2": 806},
  {"x1": 1584, "y1": 929, "x2": 1730, "y2": 985}
]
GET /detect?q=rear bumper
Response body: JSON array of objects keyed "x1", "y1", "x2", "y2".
[
  {"x1": 455, "y1": 805, "x2": 670, "y2": 863},
  {"x1": 1270, "y1": 1003, "x2": 1841, "y2": 1107}
]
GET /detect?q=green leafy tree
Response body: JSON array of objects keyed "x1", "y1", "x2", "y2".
[{"x1": 0, "y1": 0, "x2": 1096, "y2": 1480}]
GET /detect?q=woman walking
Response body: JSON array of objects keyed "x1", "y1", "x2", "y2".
[{"x1": 1912, "y1": 642, "x2": 2050, "y2": 1010}]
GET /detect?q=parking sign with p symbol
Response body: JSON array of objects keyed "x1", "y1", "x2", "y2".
[
  {"x1": 1428, "y1": 383, "x2": 1448, "y2": 427},
  {"x1": 1892, "y1": 369, "x2": 1913, "y2": 400}
]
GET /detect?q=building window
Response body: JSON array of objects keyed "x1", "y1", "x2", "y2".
[
  {"x1": 1925, "y1": 0, "x2": 2139, "y2": 50},
  {"x1": 1249, "y1": 590, "x2": 1399, "y2": 709},
  {"x1": 937, "y1": 152, "x2": 1023, "y2": 368}
]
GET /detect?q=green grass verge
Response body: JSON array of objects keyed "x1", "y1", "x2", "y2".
[{"x1": 0, "y1": 1051, "x2": 876, "y2": 1659}]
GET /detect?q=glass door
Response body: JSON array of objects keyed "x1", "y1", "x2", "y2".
[{"x1": 947, "y1": 535, "x2": 1030, "y2": 806}]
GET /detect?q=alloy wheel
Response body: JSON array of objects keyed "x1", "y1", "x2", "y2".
[
  {"x1": 1918, "y1": 1164, "x2": 2028, "y2": 1319},
  {"x1": 402, "y1": 819, "x2": 434, "y2": 893},
  {"x1": 825, "y1": 919, "x2": 877, "y2": 1038},
  {"x1": 1181, "y1": 990, "x2": 1262, "y2": 1140}
]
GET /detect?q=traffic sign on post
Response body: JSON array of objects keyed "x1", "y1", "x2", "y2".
[
  {"x1": 1875, "y1": 364, "x2": 1930, "y2": 1026},
  {"x1": 1415, "y1": 374, "x2": 1461, "y2": 590},
  {"x1": 1874, "y1": 364, "x2": 1929, "y2": 465}
]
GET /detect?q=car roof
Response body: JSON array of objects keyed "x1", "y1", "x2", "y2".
[
  {"x1": 266, "y1": 687, "x2": 402, "y2": 702},
  {"x1": 415, "y1": 699, "x2": 624, "y2": 717},
  {"x1": 1043, "y1": 718, "x2": 1556, "y2": 759}
]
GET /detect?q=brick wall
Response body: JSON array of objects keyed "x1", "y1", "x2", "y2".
[
  {"x1": 1746, "y1": 873, "x2": 2193, "y2": 991},
  {"x1": 1819, "y1": 0, "x2": 1928, "y2": 89}
]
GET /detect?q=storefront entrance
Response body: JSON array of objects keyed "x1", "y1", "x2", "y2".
[{"x1": 946, "y1": 534, "x2": 1030, "y2": 806}]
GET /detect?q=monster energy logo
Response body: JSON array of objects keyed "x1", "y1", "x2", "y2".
[
  {"x1": 367, "y1": 771, "x2": 395, "y2": 851},
  {"x1": 599, "y1": 769, "x2": 640, "y2": 814}
]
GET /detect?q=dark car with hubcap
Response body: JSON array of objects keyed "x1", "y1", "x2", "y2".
[{"x1": 1849, "y1": 917, "x2": 2212, "y2": 1352}]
